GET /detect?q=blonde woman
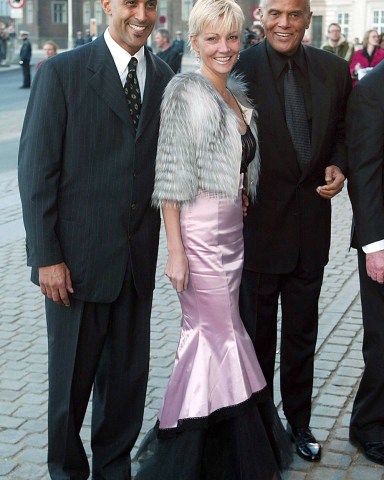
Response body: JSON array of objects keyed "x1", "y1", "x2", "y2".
[{"x1": 135, "y1": 0, "x2": 292, "y2": 477}]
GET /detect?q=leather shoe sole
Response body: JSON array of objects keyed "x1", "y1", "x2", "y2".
[
  {"x1": 287, "y1": 425, "x2": 321, "y2": 462},
  {"x1": 350, "y1": 436, "x2": 384, "y2": 466}
]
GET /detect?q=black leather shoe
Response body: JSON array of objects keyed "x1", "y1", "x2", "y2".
[
  {"x1": 287, "y1": 424, "x2": 321, "y2": 462},
  {"x1": 350, "y1": 436, "x2": 384, "y2": 465}
]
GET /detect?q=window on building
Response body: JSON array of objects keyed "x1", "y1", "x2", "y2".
[
  {"x1": 26, "y1": 0, "x2": 33, "y2": 24},
  {"x1": 94, "y1": 0, "x2": 103, "y2": 25},
  {"x1": 337, "y1": 12, "x2": 349, "y2": 39},
  {"x1": 312, "y1": 15, "x2": 323, "y2": 48},
  {"x1": 52, "y1": 1, "x2": 67, "y2": 24},
  {"x1": 158, "y1": 0, "x2": 167, "y2": 19},
  {"x1": 182, "y1": 0, "x2": 192, "y2": 21},
  {"x1": 83, "y1": 1, "x2": 91, "y2": 26},
  {"x1": 372, "y1": 10, "x2": 384, "y2": 34}
]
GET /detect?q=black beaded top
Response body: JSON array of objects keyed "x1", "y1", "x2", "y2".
[{"x1": 240, "y1": 125, "x2": 256, "y2": 173}]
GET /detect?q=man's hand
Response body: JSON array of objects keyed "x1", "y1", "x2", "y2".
[
  {"x1": 39, "y1": 262, "x2": 74, "y2": 306},
  {"x1": 366, "y1": 250, "x2": 384, "y2": 284},
  {"x1": 316, "y1": 165, "x2": 345, "y2": 199}
]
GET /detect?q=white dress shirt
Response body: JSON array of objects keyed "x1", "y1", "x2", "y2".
[
  {"x1": 104, "y1": 28, "x2": 146, "y2": 102},
  {"x1": 363, "y1": 240, "x2": 384, "y2": 254}
]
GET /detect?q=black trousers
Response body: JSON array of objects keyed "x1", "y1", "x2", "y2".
[
  {"x1": 350, "y1": 249, "x2": 384, "y2": 442},
  {"x1": 239, "y1": 264, "x2": 324, "y2": 428},
  {"x1": 21, "y1": 61, "x2": 30, "y2": 87},
  {"x1": 46, "y1": 266, "x2": 153, "y2": 480}
]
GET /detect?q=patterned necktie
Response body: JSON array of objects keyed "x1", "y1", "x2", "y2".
[
  {"x1": 124, "y1": 57, "x2": 141, "y2": 129},
  {"x1": 284, "y1": 59, "x2": 311, "y2": 172}
]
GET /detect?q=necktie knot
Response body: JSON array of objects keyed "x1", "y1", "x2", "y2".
[{"x1": 129, "y1": 57, "x2": 138, "y2": 71}]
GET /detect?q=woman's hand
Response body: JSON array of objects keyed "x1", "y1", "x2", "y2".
[
  {"x1": 165, "y1": 250, "x2": 189, "y2": 292},
  {"x1": 242, "y1": 193, "x2": 249, "y2": 217}
]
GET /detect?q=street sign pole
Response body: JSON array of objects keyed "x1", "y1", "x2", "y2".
[{"x1": 67, "y1": 0, "x2": 73, "y2": 49}]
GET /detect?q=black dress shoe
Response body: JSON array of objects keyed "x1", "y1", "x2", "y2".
[
  {"x1": 287, "y1": 424, "x2": 321, "y2": 462},
  {"x1": 19, "y1": 85, "x2": 30, "y2": 89},
  {"x1": 350, "y1": 436, "x2": 384, "y2": 465}
]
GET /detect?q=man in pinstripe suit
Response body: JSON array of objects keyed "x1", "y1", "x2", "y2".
[{"x1": 18, "y1": 0, "x2": 173, "y2": 478}]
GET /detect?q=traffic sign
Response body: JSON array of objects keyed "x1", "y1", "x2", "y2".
[
  {"x1": 8, "y1": 0, "x2": 26, "y2": 8},
  {"x1": 252, "y1": 7, "x2": 260, "y2": 20}
]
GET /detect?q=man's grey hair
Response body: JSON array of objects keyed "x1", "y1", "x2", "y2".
[
  {"x1": 155, "y1": 28, "x2": 170, "y2": 43},
  {"x1": 259, "y1": 0, "x2": 311, "y2": 12}
]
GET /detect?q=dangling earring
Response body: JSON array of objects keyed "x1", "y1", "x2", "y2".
[
  {"x1": 196, "y1": 52, "x2": 200, "y2": 64},
  {"x1": 237, "y1": 53, "x2": 240, "y2": 61}
]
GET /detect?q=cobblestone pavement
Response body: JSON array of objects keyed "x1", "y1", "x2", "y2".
[{"x1": 1, "y1": 56, "x2": 384, "y2": 480}]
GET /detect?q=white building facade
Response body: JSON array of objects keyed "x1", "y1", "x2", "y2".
[{"x1": 310, "y1": 0, "x2": 384, "y2": 47}]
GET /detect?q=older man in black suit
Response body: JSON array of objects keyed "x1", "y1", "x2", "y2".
[
  {"x1": 347, "y1": 61, "x2": 384, "y2": 466},
  {"x1": 236, "y1": 0, "x2": 351, "y2": 462},
  {"x1": 18, "y1": 0, "x2": 173, "y2": 478}
]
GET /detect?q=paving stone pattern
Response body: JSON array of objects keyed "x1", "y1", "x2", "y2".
[{"x1": 1, "y1": 56, "x2": 383, "y2": 480}]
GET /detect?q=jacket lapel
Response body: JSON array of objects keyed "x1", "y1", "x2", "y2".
[
  {"x1": 305, "y1": 46, "x2": 329, "y2": 170},
  {"x1": 87, "y1": 36, "x2": 135, "y2": 134}
]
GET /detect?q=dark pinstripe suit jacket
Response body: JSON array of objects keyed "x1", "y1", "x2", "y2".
[{"x1": 18, "y1": 36, "x2": 174, "y2": 302}]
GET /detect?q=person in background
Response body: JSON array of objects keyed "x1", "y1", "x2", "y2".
[
  {"x1": 172, "y1": 30, "x2": 184, "y2": 54},
  {"x1": 350, "y1": 29, "x2": 384, "y2": 86},
  {"x1": 74, "y1": 31, "x2": 85, "y2": 47},
  {"x1": 322, "y1": 22, "x2": 354, "y2": 62},
  {"x1": 85, "y1": 28, "x2": 93, "y2": 43},
  {"x1": 19, "y1": 30, "x2": 31, "y2": 89},
  {"x1": 18, "y1": 0, "x2": 174, "y2": 477},
  {"x1": 379, "y1": 32, "x2": 384, "y2": 50},
  {"x1": 0, "y1": 22, "x2": 8, "y2": 66},
  {"x1": 35, "y1": 40, "x2": 58, "y2": 70},
  {"x1": 243, "y1": 24, "x2": 264, "y2": 49},
  {"x1": 154, "y1": 28, "x2": 182, "y2": 73},
  {"x1": 134, "y1": 0, "x2": 292, "y2": 478},
  {"x1": 346, "y1": 60, "x2": 384, "y2": 467},
  {"x1": 236, "y1": 0, "x2": 351, "y2": 463},
  {"x1": 171, "y1": 30, "x2": 184, "y2": 72}
]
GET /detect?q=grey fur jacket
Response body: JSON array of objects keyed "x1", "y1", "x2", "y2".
[{"x1": 152, "y1": 72, "x2": 260, "y2": 207}]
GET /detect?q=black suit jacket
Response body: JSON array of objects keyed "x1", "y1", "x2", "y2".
[
  {"x1": 347, "y1": 61, "x2": 384, "y2": 249},
  {"x1": 18, "y1": 36, "x2": 174, "y2": 302},
  {"x1": 236, "y1": 41, "x2": 351, "y2": 273}
]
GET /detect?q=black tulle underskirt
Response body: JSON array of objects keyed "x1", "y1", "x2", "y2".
[{"x1": 134, "y1": 395, "x2": 293, "y2": 480}]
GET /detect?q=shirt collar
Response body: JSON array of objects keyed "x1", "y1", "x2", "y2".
[
  {"x1": 104, "y1": 28, "x2": 145, "y2": 77},
  {"x1": 266, "y1": 40, "x2": 307, "y2": 79}
]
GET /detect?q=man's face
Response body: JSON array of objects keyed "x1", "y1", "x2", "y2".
[
  {"x1": 102, "y1": 0, "x2": 157, "y2": 55},
  {"x1": 44, "y1": 44, "x2": 56, "y2": 58},
  {"x1": 260, "y1": 0, "x2": 312, "y2": 56},
  {"x1": 154, "y1": 32, "x2": 165, "y2": 49},
  {"x1": 328, "y1": 25, "x2": 341, "y2": 42}
]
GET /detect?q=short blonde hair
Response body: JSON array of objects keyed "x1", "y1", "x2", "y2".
[{"x1": 189, "y1": 0, "x2": 244, "y2": 39}]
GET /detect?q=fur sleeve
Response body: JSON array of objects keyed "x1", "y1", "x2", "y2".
[{"x1": 152, "y1": 75, "x2": 198, "y2": 207}]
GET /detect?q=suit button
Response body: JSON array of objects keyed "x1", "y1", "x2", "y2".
[{"x1": 131, "y1": 203, "x2": 137, "y2": 210}]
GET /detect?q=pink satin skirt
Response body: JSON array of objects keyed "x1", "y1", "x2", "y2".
[{"x1": 158, "y1": 180, "x2": 267, "y2": 430}]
